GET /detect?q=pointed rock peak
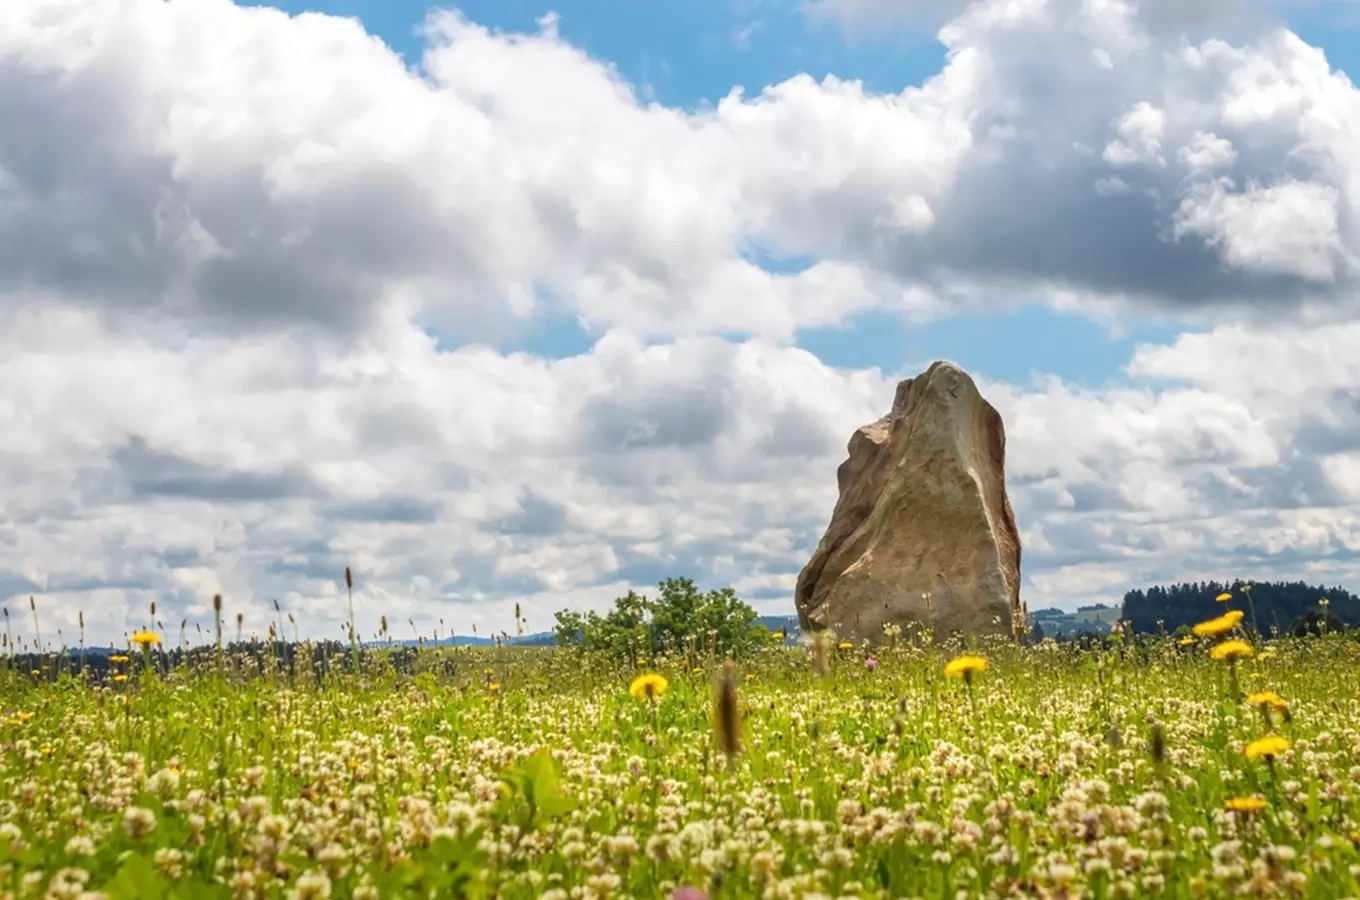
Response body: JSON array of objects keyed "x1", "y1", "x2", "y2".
[{"x1": 796, "y1": 361, "x2": 1022, "y2": 642}]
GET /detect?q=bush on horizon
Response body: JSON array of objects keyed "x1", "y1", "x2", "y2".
[{"x1": 551, "y1": 576, "x2": 766, "y2": 662}]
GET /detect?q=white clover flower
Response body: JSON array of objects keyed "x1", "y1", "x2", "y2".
[{"x1": 121, "y1": 807, "x2": 156, "y2": 840}]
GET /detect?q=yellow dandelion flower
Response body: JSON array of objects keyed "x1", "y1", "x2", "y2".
[
  {"x1": 1210, "y1": 639, "x2": 1253, "y2": 663},
  {"x1": 110, "y1": 655, "x2": 130, "y2": 664},
  {"x1": 130, "y1": 630, "x2": 161, "y2": 647},
  {"x1": 1177, "y1": 636, "x2": 1195, "y2": 646},
  {"x1": 944, "y1": 655, "x2": 987, "y2": 679},
  {"x1": 1245, "y1": 734, "x2": 1290, "y2": 761},
  {"x1": 1224, "y1": 796, "x2": 1267, "y2": 814},
  {"x1": 1258, "y1": 650, "x2": 1276, "y2": 661},
  {"x1": 1193, "y1": 609, "x2": 1244, "y2": 637},
  {"x1": 1246, "y1": 690, "x2": 1288, "y2": 713},
  {"x1": 837, "y1": 641, "x2": 854, "y2": 650},
  {"x1": 113, "y1": 674, "x2": 128, "y2": 683},
  {"x1": 629, "y1": 673, "x2": 669, "y2": 701},
  {"x1": 488, "y1": 682, "x2": 502, "y2": 692},
  {"x1": 1216, "y1": 592, "x2": 1232, "y2": 603}
]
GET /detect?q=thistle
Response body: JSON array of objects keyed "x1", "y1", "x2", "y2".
[
  {"x1": 30, "y1": 596, "x2": 40, "y2": 657},
  {"x1": 1149, "y1": 721, "x2": 1166, "y2": 767},
  {"x1": 809, "y1": 631, "x2": 831, "y2": 677},
  {"x1": 1242, "y1": 582, "x2": 1261, "y2": 640},
  {"x1": 273, "y1": 599, "x2": 285, "y2": 654},
  {"x1": 212, "y1": 594, "x2": 224, "y2": 676},
  {"x1": 345, "y1": 567, "x2": 358, "y2": 675},
  {"x1": 714, "y1": 659, "x2": 741, "y2": 762}
]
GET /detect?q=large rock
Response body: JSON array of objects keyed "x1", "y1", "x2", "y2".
[{"x1": 795, "y1": 361, "x2": 1021, "y2": 641}]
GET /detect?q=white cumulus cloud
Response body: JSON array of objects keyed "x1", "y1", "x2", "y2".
[{"x1": 0, "y1": 0, "x2": 1359, "y2": 643}]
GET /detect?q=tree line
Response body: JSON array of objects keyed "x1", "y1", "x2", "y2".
[{"x1": 1121, "y1": 579, "x2": 1356, "y2": 636}]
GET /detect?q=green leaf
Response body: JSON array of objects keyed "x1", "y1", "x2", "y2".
[
  {"x1": 498, "y1": 748, "x2": 577, "y2": 831},
  {"x1": 877, "y1": 855, "x2": 892, "y2": 889},
  {"x1": 429, "y1": 830, "x2": 483, "y2": 866},
  {"x1": 106, "y1": 853, "x2": 168, "y2": 900},
  {"x1": 166, "y1": 876, "x2": 228, "y2": 900}
]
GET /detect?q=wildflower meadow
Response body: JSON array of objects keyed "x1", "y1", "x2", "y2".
[{"x1": 2, "y1": 610, "x2": 1360, "y2": 899}]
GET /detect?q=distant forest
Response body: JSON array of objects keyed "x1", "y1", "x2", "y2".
[{"x1": 1121, "y1": 579, "x2": 1357, "y2": 636}]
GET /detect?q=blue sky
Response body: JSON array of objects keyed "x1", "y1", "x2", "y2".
[
  {"x1": 239, "y1": 0, "x2": 1253, "y2": 387},
  {"x1": 248, "y1": 0, "x2": 951, "y2": 103}
]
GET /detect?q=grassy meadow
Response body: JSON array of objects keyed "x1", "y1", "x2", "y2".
[{"x1": 2, "y1": 626, "x2": 1359, "y2": 899}]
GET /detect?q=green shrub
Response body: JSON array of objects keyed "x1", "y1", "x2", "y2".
[{"x1": 552, "y1": 576, "x2": 765, "y2": 663}]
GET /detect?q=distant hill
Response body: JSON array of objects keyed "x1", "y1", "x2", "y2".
[
  {"x1": 57, "y1": 587, "x2": 1346, "y2": 656},
  {"x1": 372, "y1": 632, "x2": 557, "y2": 649},
  {"x1": 1030, "y1": 604, "x2": 1121, "y2": 638},
  {"x1": 755, "y1": 614, "x2": 799, "y2": 632},
  {"x1": 421, "y1": 617, "x2": 803, "y2": 647},
  {"x1": 63, "y1": 616, "x2": 804, "y2": 657}
]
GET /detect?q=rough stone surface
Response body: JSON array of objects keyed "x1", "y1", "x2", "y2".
[{"x1": 795, "y1": 361, "x2": 1022, "y2": 641}]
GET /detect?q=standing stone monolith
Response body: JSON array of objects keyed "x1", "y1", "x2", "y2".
[{"x1": 795, "y1": 360, "x2": 1022, "y2": 641}]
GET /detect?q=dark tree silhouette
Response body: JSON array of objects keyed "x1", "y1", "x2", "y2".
[{"x1": 1121, "y1": 579, "x2": 1356, "y2": 636}]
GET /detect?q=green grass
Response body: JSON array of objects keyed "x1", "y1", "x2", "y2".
[{"x1": 1, "y1": 631, "x2": 1358, "y2": 898}]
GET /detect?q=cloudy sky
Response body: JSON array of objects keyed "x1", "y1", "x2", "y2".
[{"x1": 3, "y1": 0, "x2": 1360, "y2": 647}]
